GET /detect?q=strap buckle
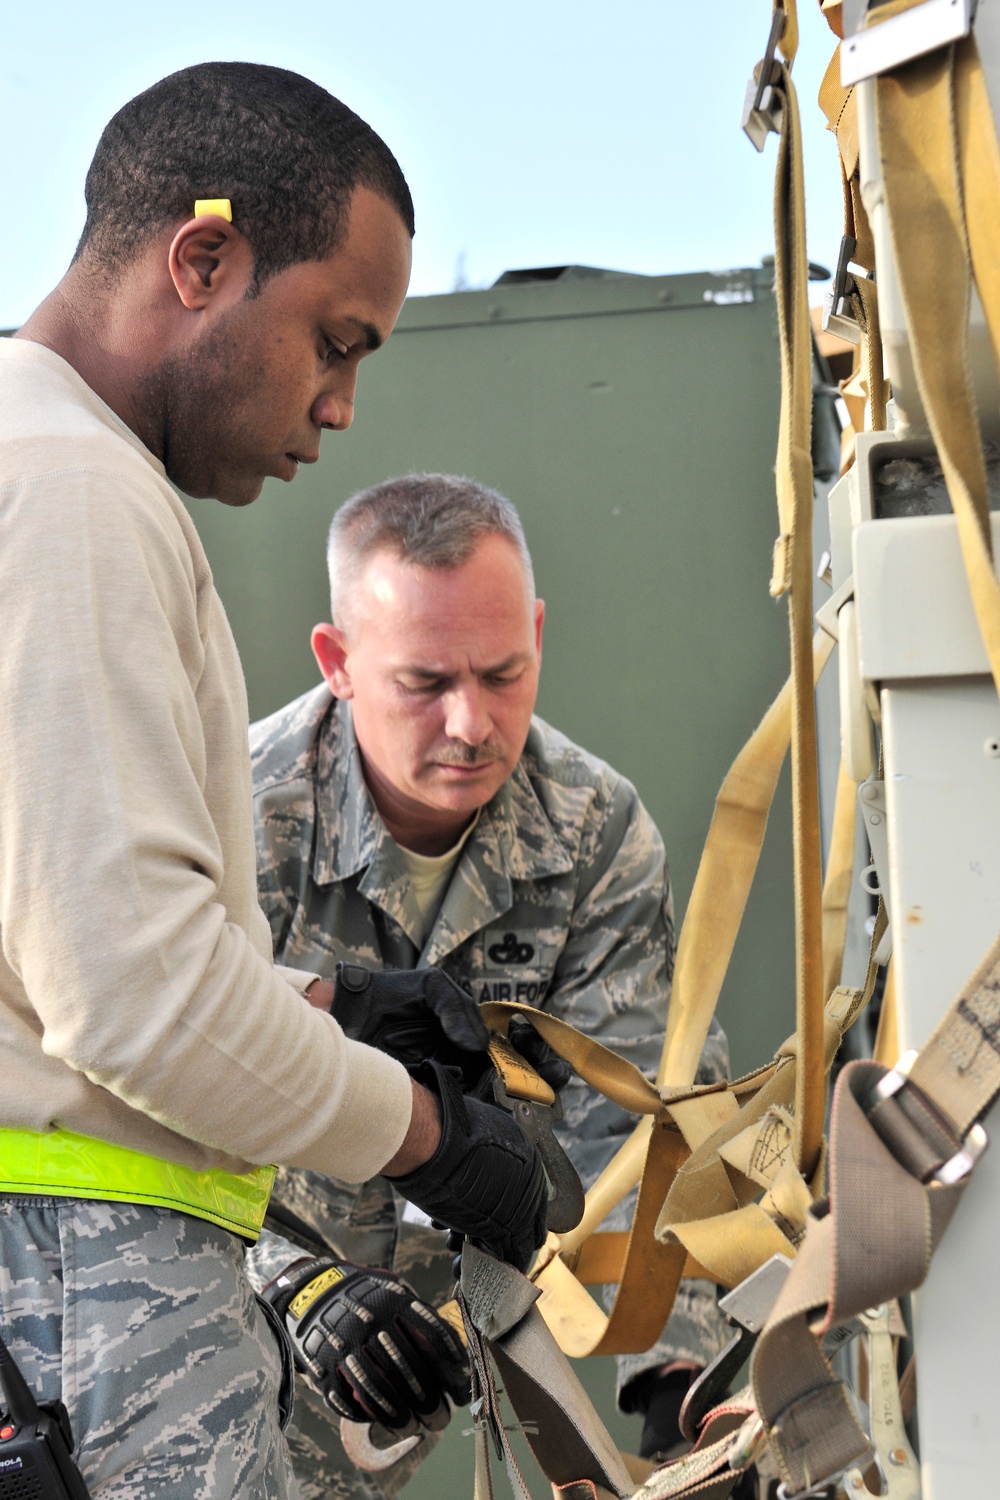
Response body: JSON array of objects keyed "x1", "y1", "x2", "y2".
[
  {"x1": 682, "y1": 1254, "x2": 794, "y2": 1442},
  {"x1": 491, "y1": 1076, "x2": 585, "y2": 1234},
  {"x1": 775, "y1": 1448, "x2": 877, "y2": 1500},
  {"x1": 728, "y1": 1413, "x2": 768, "y2": 1472},
  {"x1": 776, "y1": 1445, "x2": 878, "y2": 1500},
  {"x1": 875, "y1": 1049, "x2": 989, "y2": 1184},
  {"x1": 821, "y1": 235, "x2": 869, "y2": 346},
  {"x1": 840, "y1": 0, "x2": 978, "y2": 87},
  {"x1": 741, "y1": 6, "x2": 786, "y2": 152}
]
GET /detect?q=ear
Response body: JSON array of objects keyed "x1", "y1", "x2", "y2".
[
  {"x1": 534, "y1": 598, "x2": 545, "y2": 663},
  {"x1": 167, "y1": 216, "x2": 255, "y2": 311},
  {"x1": 311, "y1": 622, "x2": 355, "y2": 698}
]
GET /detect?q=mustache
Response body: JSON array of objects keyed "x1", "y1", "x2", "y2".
[{"x1": 433, "y1": 740, "x2": 506, "y2": 767}]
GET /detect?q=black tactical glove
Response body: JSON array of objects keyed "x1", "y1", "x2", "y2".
[
  {"x1": 505, "y1": 1014, "x2": 572, "y2": 1092},
  {"x1": 332, "y1": 963, "x2": 490, "y2": 1083},
  {"x1": 388, "y1": 1059, "x2": 549, "y2": 1273},
  {"x1": 262, "y1": 1256, "x2": 470, "y2": 1431},
  {"x1": 621, "y1": 1367, "x2": 702, "y2": 1462}
]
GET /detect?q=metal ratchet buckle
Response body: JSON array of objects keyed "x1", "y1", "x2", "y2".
[
  {"x1": 487, "y1": 1034, "x2": 585, "y2": 1234},
  {"x1": 727, "y1": 1412, "x2": 768, "y2": 1473},
  {"x1": 775, "y1": 1446, "x2": 878, "y2": 1500},
  {"x1": 821, "y1": 234, "x2": 866, "y2": 346},
  {"x1": 875, "y1": 1050, "x2": 989, "y2": 1185},
  {"x1": 682, "y1": 1254, "x2": 793, "y2": 1443},
  {"x1": 741, "y1": 4, "x2": 787, "y2": 151},
  {"x1": 493, "y1": 1077, "x2": 585, "y2": 1234}
]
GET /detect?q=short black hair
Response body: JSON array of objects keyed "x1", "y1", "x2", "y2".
[{"x1": 75, "y1": 61, "x2": 414, "y2": 289}]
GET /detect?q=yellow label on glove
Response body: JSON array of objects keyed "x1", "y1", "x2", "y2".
[{"x1": 289, "y1": 1265, "x2": 345, "y2": 1320}]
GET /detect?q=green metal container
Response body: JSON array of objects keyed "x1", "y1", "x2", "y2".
[{"x1": 184, "y1": 261, "x2": 792, "y2": 1083}]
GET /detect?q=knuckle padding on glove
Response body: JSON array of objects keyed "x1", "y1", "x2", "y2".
[
  {"x1": 264, "y1": 1258, "x2": 469, "y2": 1429},
  {"x1": 391, "y1": 1060, "x2": 548, "y2": 1271},
  {"x1": 424, "y1": 971, "x2": 490, "y2": 1051},
  {"x1": 333, "y1": 963, "x2": 489, "y2": 1065}
]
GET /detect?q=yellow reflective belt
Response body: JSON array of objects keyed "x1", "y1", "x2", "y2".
[{"x1": 0, "y1": 1127, "x2": 275, "y2": 1241}]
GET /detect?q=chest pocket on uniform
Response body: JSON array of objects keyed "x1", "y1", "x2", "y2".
[{"x1": 472, "y1": 927, "x2": 553, "y2": 1005}]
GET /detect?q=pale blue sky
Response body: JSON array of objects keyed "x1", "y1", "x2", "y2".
[{"x1": 1, "y1": 1, "x2": 843, "y2": 325}]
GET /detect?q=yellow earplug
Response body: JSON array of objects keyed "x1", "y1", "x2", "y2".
[{"x1": 193, "y1": 199, "x2": 232, "y2": 221}]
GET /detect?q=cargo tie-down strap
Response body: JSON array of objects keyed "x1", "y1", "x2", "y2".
[
  {"x1": 456, "y1": 6, "x2": 1000, "y2": 1495},
  {"x1": 458, "y1": 1243, "x2": 635, "y2": 1500},
  {"x1": 468, "y1": 609, "x2": 862, "y2": 1499},
  {"x1": 464, "y1": 803, "x2": 878, "y2": 1500},
  {"x1": 741, "y1": 14, "x2": 1000, "y2": 1497},
  {"x1": 816, "y1": 25, "x2": 889, "y2": 444},
  {"x1": 758, "y1": 0, "x2": 829, "y2": 1204},
  {"x1": 505, "y1": 0, "x2": 838, "y2": 1352},
  {"x1": 459, "y1": 4, "x2": 865, "y2": 1493},
  {"x1": 480, "y1": 625, "x2": 844, "y2": 1358}
]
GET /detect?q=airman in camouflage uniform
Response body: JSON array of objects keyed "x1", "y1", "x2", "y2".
[
  {"x1": 245, "y1": 685, "x2": 730, "y2": 1498},
  {"x1": 1, "y1": 1197, "x2": 297, "y2": 1498}
]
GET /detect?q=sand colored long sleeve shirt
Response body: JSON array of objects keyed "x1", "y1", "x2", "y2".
[{"x1": 0, "y1": 339, "x2": 411, "y2": 1184}]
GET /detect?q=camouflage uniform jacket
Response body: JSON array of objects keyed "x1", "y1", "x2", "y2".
[{"x1": 248, "y1": 686, "x2": 729, "y2": 1382}]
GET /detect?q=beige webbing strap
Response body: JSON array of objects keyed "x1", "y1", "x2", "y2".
[
  {"x1": 482, "y1": 634, "x2": 836, "y2": 1360},
  {"x1": 663, "y1": 629, "x2": 834, "y2": 1087},
  {"x1": 656, "y1": 903, "x2": 886, "y2": 1284},
  {"x1": 899, "y1": 934, "x2": 1000, "y2": 1141},
  {"x1": 481, "y1": 1003, "x2": 666, "y2": 1118},
  {"x1": 851, "y1": 276, "x2": 888, "y2": 432},
  {"x1": 482, "y1": 998, "x2": 713, "y2": 1357},
  {"x1": 478, "y1": 798, "x2": 864, "y2": 1353},
  {"x1": 768, "y1": 47, "x2": 827, "y2": 1182},
  {"x1": 821, "y1": 758, "x2": 857, "y2": 1004},
  {"x1": 749, "y1": 26, "x2": 1000, "y2": 1496},
  {"x1": 626, "y1": 1394, "x2": 755, "y2": 1499},
  {"x1": 459, "y1": 1244, "x2": 633, "y2": 1500},
  {"x1": 878, "y1": 36, "x2": 1000, "y2": 694},
  {"x1": 777, "y1": 0, "x2": 799, "y2": 66},
  {"x1": 488, "y1": 1032, "x2": 557, "y2": 1106},
  {"x1": 818, "y1": 38, "x2": 889, "y2": 454},
  {"x1": 872, "y1": 956, "x2": 898, "y2": 1066}
]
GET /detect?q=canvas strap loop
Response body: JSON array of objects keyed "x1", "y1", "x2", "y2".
[{"x1": 748, "y1": 25, "x2": 1000, "y2": 1494}]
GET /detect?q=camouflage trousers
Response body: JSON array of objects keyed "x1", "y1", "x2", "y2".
[
  {"x1": 0, "y1": 1196, "x2": 299, "y2": 1499},
  {"x1": 245, "y1": 1188, "x2": 730, "y2": 1500}
]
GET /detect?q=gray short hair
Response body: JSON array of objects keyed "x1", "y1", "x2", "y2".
[{"x1": 327, "y1": 473, "x2": 535, "y2": 629}]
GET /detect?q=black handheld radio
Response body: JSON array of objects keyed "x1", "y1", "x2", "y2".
[{"x1": 0, "y1": 1332, "x2": 90, "y2": 1499}]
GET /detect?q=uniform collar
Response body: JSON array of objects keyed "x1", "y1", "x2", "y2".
[
  {"x1": 312, "y1": 700, "x2": 575, "y2": 956},
  {"x1": 313, "y1": 698, "x2": 388, "y2": 884},
  {"x1": 418, "y1": 764, "x2": 576, "y2": 966}
]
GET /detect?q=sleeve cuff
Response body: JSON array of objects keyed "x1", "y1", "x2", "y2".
[
  {"x1": 297, "y1": 1034, "x2": 413, "y2": 1184},
  {"x1": 275, "y1": 964, "x2": 322, "y2": 996}
]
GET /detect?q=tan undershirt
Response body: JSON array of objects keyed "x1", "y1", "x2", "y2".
[{"x1": 398, "y1": 813, "x2": 481, "y2": 948}]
